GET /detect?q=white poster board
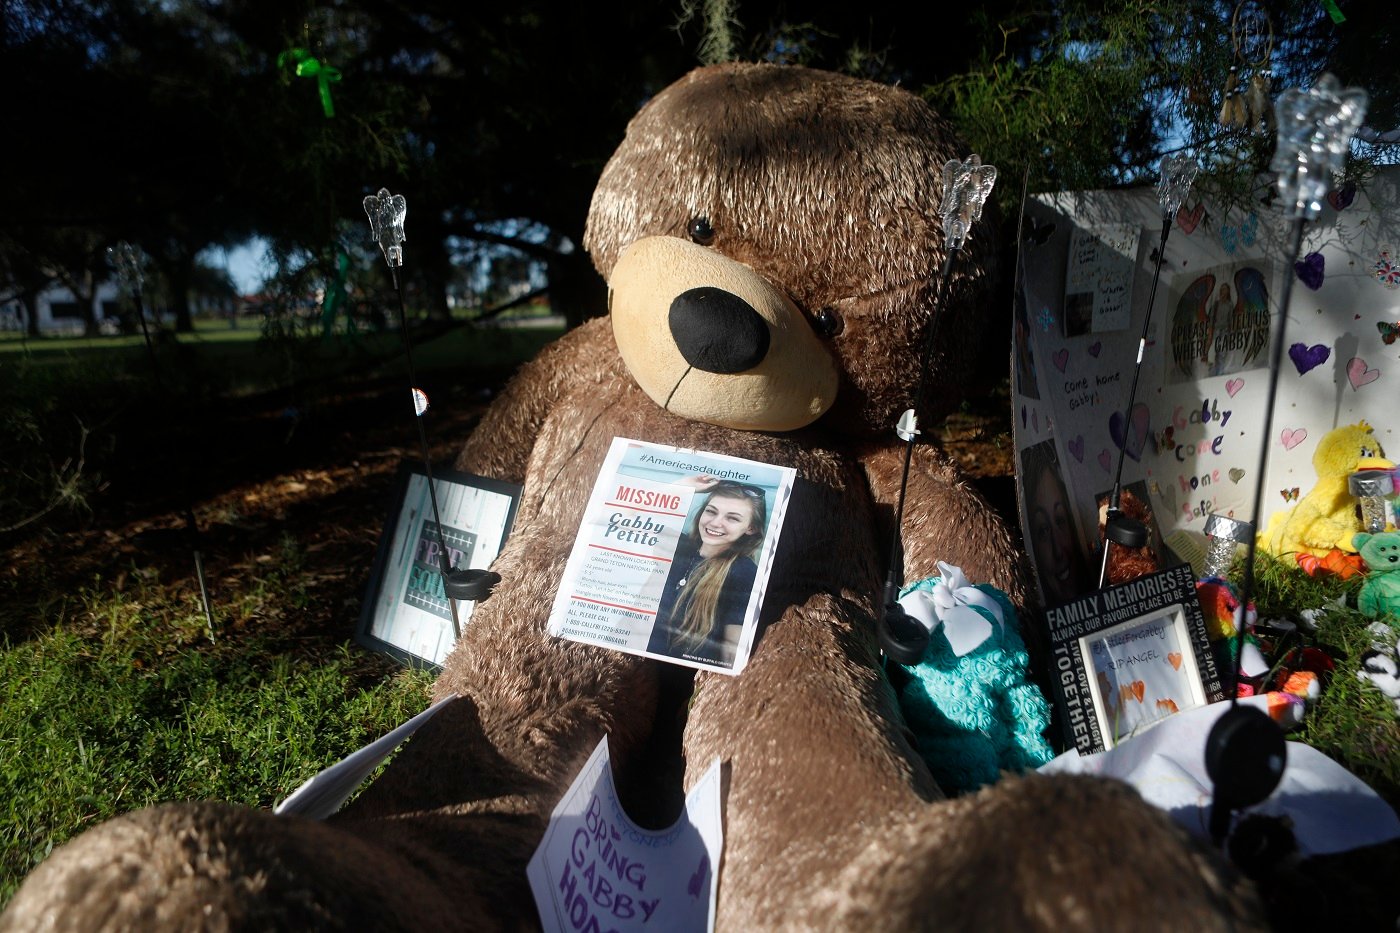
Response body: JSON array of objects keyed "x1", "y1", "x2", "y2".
[
  {"x1": 528, "y1": 736, "x2": 723, "y2": 933},
  {"x1": 1014, "y1": 167, "x2": 1400, "y2": 604}
]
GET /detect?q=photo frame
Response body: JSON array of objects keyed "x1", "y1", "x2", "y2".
[
  {"x1": 1045, "y1": 563, "x2": 1226, "y2": 754},
  {"x1": 357, "y1": 461, "x2": 521, "y2": 669}
]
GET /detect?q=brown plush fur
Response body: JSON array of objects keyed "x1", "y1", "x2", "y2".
[{"x1": 2, "y1": 63, "x2": 1264, "y2": 931}]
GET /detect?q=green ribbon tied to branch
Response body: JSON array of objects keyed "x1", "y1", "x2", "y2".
[{"x1": 278, "y1": 47, "x2": 341, "y2": 118}]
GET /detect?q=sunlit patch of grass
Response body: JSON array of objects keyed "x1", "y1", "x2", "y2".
[
  {"x1": 0, "y1": 606, "x2": 432, "y2": 907},
  {"x1": 1247, "y1": 552, "x2": 1400, "y2": 806}
]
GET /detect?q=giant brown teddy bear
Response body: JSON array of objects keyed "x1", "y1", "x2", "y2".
[{"x1": 2, "y1": 63, "x2": 1264, "y2": 931}]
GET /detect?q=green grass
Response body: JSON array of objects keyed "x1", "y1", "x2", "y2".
[
  {"x1": 0, "y1": 314, "x2": 559, "y2": 908},
  {"x1": 1248, "y1": 552, "x2": 1400, "y2": 805},
  {"x1": 0, "y1": 596, "x2": 434, "y2": 905}
]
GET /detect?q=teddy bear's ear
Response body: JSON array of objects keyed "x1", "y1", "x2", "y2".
[{"x1": 1355, "y1": 532, "x2": 1373, "y2": 550}]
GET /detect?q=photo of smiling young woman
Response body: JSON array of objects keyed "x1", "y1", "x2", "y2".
[
  {"x1": 1020, "y1": 439, "x2": 1092, "y2": 607},
  {"x1": 646, "y1": 477, "x2": 768, "y2": 667}
]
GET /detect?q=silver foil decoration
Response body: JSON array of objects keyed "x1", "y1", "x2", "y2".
[
  {"x1": 1156, "y1": 154, "x2": 1200, "y2": 218},
  {"x1": 108, "y1": 241, "x2": 144, "y2": 294},
  {"x1": 940, "y1": 155, "x2": 997, "y2": 251},
  {"x1": 363, "y1": 187, "x2": 408, "y2": 267},
  {"x1": 1271, "y1": 73, "x2": 1368, "y2": 221}
]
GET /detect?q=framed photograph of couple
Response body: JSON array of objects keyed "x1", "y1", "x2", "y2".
[{"x1": 357, "y1": 461, "x2": 521, "y2": 669}]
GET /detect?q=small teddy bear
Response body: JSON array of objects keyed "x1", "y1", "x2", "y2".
[{"x1": 1353, "y1": 530, "x2": 1400, "y2": 620}]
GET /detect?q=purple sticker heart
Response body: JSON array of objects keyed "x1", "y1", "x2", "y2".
[
  {"x1": 1088, "y1": 341, "x2": 1102, "y2": 358},
  {"x1": 1108, "y1": 403, "x2": 1151, "y2": 462},
  {"x1": 1288, "y1": 342, "x2": 1331, "y2": 375},
  {"x1": 1068, "y1": 435, "x2": 1085, "y2": 462},
  {"x1": 1295, "y1": 252, "x2": 1324, "y2": 290}
]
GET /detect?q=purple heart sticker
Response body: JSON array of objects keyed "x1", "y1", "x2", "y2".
[
  {"x1": 1295, "y1": 252, "x2": 1325, "y2": 290},
  {"x1": 1068, "y1": 435, "x2": 1085, "y2": 462},
  {"x1": 1288, "y1": 342, "x2": 1331, "y2": 375},
  {"x1": 1108, "y1": 403, "x2": 1151, "y2": 462},
  {"x1": 1088, "y1": 341, "x2": 1102, "y2": 358}
]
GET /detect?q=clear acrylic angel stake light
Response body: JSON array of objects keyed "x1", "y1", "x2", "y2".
[
  {"x1": 108, "y1": 241, "x2": 145, "y2": 295},
  {"x1": 1271, "y1": 73, "x2": 1368, "y2": 221},
  {"x1": 363, "y1": 187, "x2": 408, "y2": 269},
  {"x1": 940, "y1": 155, "x2": 997, "y2": 251},
  {"x1": 1157, "y1": 153, "x2": 1200, "y2": 219}
]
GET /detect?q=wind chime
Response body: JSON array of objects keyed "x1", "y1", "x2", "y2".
[{"x1": 1219, "y1": 0, "x2": 1274, "y2": 135}]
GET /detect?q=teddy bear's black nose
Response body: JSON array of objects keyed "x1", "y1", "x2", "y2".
[{"x1": 668, "y1": 287, "x2": 770, "y2": 374}]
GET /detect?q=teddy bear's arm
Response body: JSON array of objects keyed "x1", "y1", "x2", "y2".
[
  {"x1": 454, "y1": 316, "x2": 625, "y2": 483},
  {"x1": 857, "y1": 439, "x2": 1031, "y2": 608}
]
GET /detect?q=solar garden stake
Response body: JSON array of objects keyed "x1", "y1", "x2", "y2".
[
  {"x1": 1205, "y1": 73, "x2": 1368, "y2": 850},
  {"x1": 877, "y1": 156, "x2": 997, "y2": 665},
  {"x1": 363, "y1": 189, "x2": 499, "y2": 640},
  {"x1": 109, "y1": 241, "x2": 217, "y2": 642},
  {"x1": 1097, "y1": 154, "x2": 1200, "y2": 589}
]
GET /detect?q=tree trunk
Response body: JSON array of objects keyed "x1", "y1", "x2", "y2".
[
  {"x1": 546, "y1": 249, "x2": 606, "y2": 331},
  {"x1": 20, "y1": 291, "x2": 40, "y2": 337}
]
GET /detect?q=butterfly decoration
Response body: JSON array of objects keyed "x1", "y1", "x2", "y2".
[
  {"x1": 1374, "y1": 249, "x2": 1400, "y2": 289},
  {"x1": 1023, "y1": 215, "x2": 1055, "y2": 245},
  {"x1": 1281, "y1": 487, "x2": 1300, "y2": 503},
  {"x1": 1036, "y1": 307, "x2": 1055, "y2": 332},
  {"x1": 1220, "y1": 212, "x2": 1259, "y2": 255},
  {"x1": 1378, "y1": 321, "x2": 1400, "y2": 345},
  {"x1": 1154, "y1": 425, "x2": 1176, "y2": 454}
]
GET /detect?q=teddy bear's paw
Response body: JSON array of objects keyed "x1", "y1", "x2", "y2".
[{"x1": 0, "y1": 801, "x2": 481, "y2": 932}]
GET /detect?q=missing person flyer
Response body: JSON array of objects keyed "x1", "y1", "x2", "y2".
[{"x1": 548, "y1": 438, "x2": 795, "y2": 674}]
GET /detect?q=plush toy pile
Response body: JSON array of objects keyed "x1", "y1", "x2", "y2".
[{"x1": 2, "y1": 63, "x2": 1266, "y2": 931}]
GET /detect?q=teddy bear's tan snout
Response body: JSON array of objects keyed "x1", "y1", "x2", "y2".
[{"x1": 607, "y1": 235, "x2": 840, "y2": 431}]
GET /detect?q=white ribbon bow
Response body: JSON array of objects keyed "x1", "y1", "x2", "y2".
[{"x1": 897, "y1": 561, "x2": 1006, "y2": 657}]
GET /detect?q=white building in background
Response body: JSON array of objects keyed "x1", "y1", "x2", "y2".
[{"x1": 0, "y1": 281, "x2": 198, "y2": 333}]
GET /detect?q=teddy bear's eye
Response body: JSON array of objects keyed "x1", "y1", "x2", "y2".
[
  {"x1": 687, "y1": 216, "x2": 715, "y2": 246},
  {"x1": 814, "y1": 306, "x2": 844, "y2": 338}
]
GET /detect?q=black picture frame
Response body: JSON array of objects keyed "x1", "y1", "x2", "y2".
[
  {"x1": 356, "y1": 461, "x2": 521, "y2": 669},
  {"x1": 1045, "y1": 563, "x2": 1225, "y2": 754}
]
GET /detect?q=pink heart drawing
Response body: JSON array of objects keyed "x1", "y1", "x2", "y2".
[
  {"x1": 1108, "y1": 403, "x2": 1151, "y2": 462},
  {"x1": 1053, "y1": 348, "x2": 1070, "y2": 372},
  {"x1": 1281, "y1": 427, "x2": 1308, "y2": 451},
  {"x1": 1225, "y1": 377, "x2": 1244, "y2": 398},
  {"x1": 1088, "y1": 341, "x2": 1102, "y2": 358},
  {"x1": 1068, "y1": 435, "x2": 1085, "y2": 462},
  {"x1": 1347, "y1": 357, "x2": 1380, "y2": 390},
  {"x1": 1177, "y1": 202, "x2": 1204, "y2": 235},
  {"x1": 1288, "y1": 342, "x2": 1331, "y2": 375},
  {"x1": 1097, "y1": 449, "x2": 1112, "y2": 472}
]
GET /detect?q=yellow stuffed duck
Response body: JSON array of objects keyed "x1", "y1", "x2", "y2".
[{"x1": 1263, "y1": 421, "x2": 1395, "y2": 558}]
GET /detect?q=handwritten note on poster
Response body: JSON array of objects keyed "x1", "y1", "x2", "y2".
[
  {"x1": 528, "y1": 736, "x2": 723, "y2": 933},
  {"x1": 1063, "y1": 225, "x2": 1140, "y2": 335}
]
